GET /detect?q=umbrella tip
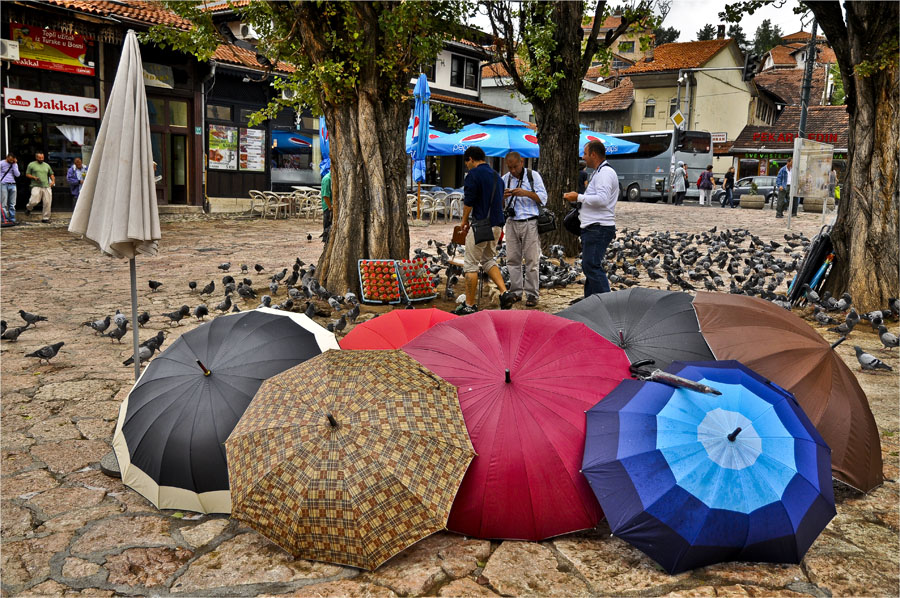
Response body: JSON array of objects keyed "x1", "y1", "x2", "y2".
[
  {"x1": 505, "y1": 369, "x2": 511, "y2": 383},
  {"x1": 195, "y1": 360, "x2": 211, "y2": 376},
  {"x1": 326, "y1": 413, "x2": 338, "y2": 428},
  {"x1": 727, "y1": 427, "x2": 742, "y2": 442}
]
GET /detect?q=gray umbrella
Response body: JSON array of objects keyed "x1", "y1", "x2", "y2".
[
  {"x1": 68, "y1": 30, "x2": 160, "y2": 380},
  {"x1": 556, "y1": 288, "x2": 713, "y2": 370}
]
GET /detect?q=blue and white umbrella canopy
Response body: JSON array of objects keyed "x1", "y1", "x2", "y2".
[
  {"x1": 579, "y1": 126, "x2": 639, "y2": 157},
  {"x1": 410, "y1": 73, "x2": 431, "y2": 183},
  {"x1": 582, "y1": 360, "x2": 835, "y2": 574},
  {"x1": 318, "y1": 116, "x2": 330, "y2": 176}
]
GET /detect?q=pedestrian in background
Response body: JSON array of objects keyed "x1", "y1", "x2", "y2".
[
  {"x1": 455, "y1": 145, "x2": 515, "y2": 315},
  {"x1": 564, "y1": 140, "x2": 618, "y2": 296},
  {"x1": 672, "y1": 160, "x2": 686, "y2": 206},
  {"x1": 1, "y1": 153, "x2": 20, "y2": 225},
  {"x1": 320, "y1": 170, "x2": 332, "y2": 243},
  {"x1": 698, "y1": 164, "x2": 715, "y2": 206},
  {"x1": 577, "y1": 159, "x2": 590, "y2": 194},
  {"x1": 775, "y1": 158, "x2": 794, "y2": 219},
  {"x1": 723, "y1": 166, "x2": 736, "y2": 208},
  {"x1": 67, "y1": 157, "x2": 88, "y2": 204},
  {"x1": 25, "y1": 152, "x2": 55, "y2": 223},
  {"x1": 502, "y1": 151, "x2": 548, "y2": 307}
]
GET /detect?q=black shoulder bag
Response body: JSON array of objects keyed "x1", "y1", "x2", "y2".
[
  {"x1": 471, "y1": 172, "x2": 499, "y2": 244},
  {"x1": 530, "y1": 170, "x2": 557, "y2": 235}
]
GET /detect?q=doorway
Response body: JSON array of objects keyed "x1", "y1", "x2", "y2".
[{"x1": 147, "y1": 96, "x2": 191, "y2": 204}]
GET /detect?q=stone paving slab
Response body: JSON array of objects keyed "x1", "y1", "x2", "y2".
[{"x1": 2, "y1": 205, "x2": 897, "y2": 596}]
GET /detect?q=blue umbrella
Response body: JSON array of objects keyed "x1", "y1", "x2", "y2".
[
  {"x1": 318, "y1": 116, "x2": 330, "y2": 177},
  {"x1": 405, "y1": 124, "x2": 445, "y2": 156},
  {"x1": 579, "y1": 126, "x2": 639, "y2": 157},
  {"x1": 582, "y1": 360, "x2": 836, "y2": 574},
  {"x1": 429, "y1": 115, "x2": 540, "y2": 158},
  {"x1": 410, "y1": 74, "x2": 431, "y2": 183}
]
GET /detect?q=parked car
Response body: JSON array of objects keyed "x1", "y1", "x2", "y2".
[{"x1": 713, "y1": 176, "x2": 777, "y2": 206}]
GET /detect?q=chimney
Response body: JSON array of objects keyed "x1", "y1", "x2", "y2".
[
  {"x1": 645, "y1": 44, "x2": 654, "y2": 62},
  {"x1": 717, "y1": 25, "x2": 726, "y2": 39}
]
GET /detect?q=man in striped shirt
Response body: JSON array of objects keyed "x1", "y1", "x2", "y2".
[{"x1": 502, "y1": 151, "x2": 548, "y2": 307}]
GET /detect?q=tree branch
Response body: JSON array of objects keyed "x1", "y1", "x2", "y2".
[{"x1": 581, "y1": 1, "x2": 607, "y2": 72}]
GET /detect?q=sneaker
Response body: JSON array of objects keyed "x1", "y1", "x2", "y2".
[
  {"x1": 452, "y1": 303, "x2": 478, "y2": 315},
  {"x1": 775, "y1": 214, "x2": 784, "y2": 219},
  {"x1": 42, "y1": 219, "x2": 50, "y2": 223},
  {"x1": 525, "y1": 295, "x2": 538, "y2": 307},
  {"x1": 499, "y1": 291, "x2": 515, "y2": 310}
]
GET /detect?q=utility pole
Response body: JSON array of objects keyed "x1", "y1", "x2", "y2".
[{"x1": 787, "y1": 21, "x2": 818, "y2": 229}]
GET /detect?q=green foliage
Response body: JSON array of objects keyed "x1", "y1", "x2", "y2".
[
  {"x1": 431, "y1": 101, "x2": 464, "y2": 133},
  {"x1": 854, "y1": 38, "x2": 900, "y2": 78},
  {"x1": 828, "y1": 63, "x2": 845, "y2": 105},
  {"x1": 727, "y1": 23, "x2": 750, "y2": 53},
  {"x1": 752, "y1": 18, "x2": 782, "y2": 55},
  {"x1": 653, "y1": 26, "x2": 680, "y2": 46},
  {"x1": 696, "y1": 24, "x2": 717, "y2": 41}
]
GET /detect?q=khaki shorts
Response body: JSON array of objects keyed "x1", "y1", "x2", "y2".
[{"x1": 463, "y1": 225, "x2": 502, "y2": 273}]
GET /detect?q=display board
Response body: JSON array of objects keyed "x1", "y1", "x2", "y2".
[
  {"x1": 208, "y1": 125, "x2": 237, "y2": 171},
  {"x1": 792, "y1": 137, "x2": 834, "y2": 200},
  {"x1": 239, "y1": 128, "x2": 265, "y2": 172}
]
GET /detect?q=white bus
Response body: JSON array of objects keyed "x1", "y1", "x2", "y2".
[{"x1": 604, "y1": 130, "x2": 713, "y2": 203}]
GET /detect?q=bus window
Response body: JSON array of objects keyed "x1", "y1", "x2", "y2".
[
  {"x1": 680, "y1": 132, "x2": 711, "y2": 153},
  {"x1": 622, "y1": 133, "x2": 672, "y2": 158}
]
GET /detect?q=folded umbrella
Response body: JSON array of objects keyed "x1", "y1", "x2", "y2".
[
  {"x1": 340, "y1": 308, "x2": 456, "y2": 350},
  {"x1": 557, "y1": 288, "x2": 714, "y2": 370},
  {"x1": 692, "y1": 292, "x2": 883, "y2": 492},
  {"x1": 226, "y1": 350, "x2": 474, "y2": 570},
  {"x1": 403, "y1": 310, "x2": 631, "y2": 541},
  {"x1": 583, "y1": 360, "x2": 836, "y2": 574},
  {"x1": 112, "y1": 308, "x2": 338, "y2": 513}
]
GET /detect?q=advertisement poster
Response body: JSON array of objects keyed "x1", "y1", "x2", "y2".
[
  {"x1": 239, "y1": 128, "x2": 265, "y2": 172},
  {"x1": 792, "y1": 138, "x2": 833, "y2": 200},
  {"x1": 209, "y1": 125, "x2": 237, "y2": 171},
  {"x1": 10, "y1": 23, "x2": 94, "y2": 76}
]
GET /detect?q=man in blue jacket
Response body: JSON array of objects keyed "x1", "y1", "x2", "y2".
[
  {"x1": 455, "y1": 146, "x2": 515, "y2": 314},
  {"x1": 775, "y1": 158, "x2": 794, "y2": 218}
]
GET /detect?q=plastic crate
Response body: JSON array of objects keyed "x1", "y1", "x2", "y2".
[
  {"x1": 358, "y1": 259, "x2": 402, "y2": 304},
  {"x1": 395, "y1": 258, "x2": 437, "y2": 302}
]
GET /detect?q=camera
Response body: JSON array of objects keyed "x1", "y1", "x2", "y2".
[{"x1": 503, "y1": 206, "x2": 516, "y2": 219}]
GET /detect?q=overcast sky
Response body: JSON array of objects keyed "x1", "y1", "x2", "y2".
[{"x1": 662, "y1": 0, "x2": 808, "y2": 42}]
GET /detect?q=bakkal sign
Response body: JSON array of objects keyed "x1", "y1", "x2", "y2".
[
  {"x1": 3, "y1": 88, "x2": 99, "y2": 118},
  {"x1": 752, "y1": 131, "x2": 839, "y2": 143}
]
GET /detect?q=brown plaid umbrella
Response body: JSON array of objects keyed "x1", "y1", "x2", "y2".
[{"x1": 225, "y1": 349, "x2": 475, "y2": 570}]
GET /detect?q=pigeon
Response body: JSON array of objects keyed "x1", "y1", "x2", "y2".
[
  {"x1": 148, "y1": 280, "x2": 163, "y2": 292},
  {"x1": 269, "y1": 280, "x2": 280, "y2": 296},
  {"x1": 877, "y1": 326, "x2": 899, "y2": 350},
  {"x1": 137, "y1": 312, "x2": 150, "y2": 327},
  {"x1": 334, "y1": 314, "x2": 347, "y2": 332},
  {"x1": 163, "y1": 305, "x2": 190, "y2": 325},
  {"x1": 231, "y1": 304, "x2": 241, "y2": 313},
  {"x1": 83, "y1": 315, "x2": 111, "y2": 335},
  {"x1": 113, "y1": 310, "x2": 128, "y2": 328},
  {"x1": 105, "y1": 323, "x2": 128, "y2": 343},
  {"x1": 1, "y1": 320, "x2": 5, "y2": 336},
  {"x1": 123, "y1": 344, "x2": 154, "y2": 367},
  {"x1": 304, "y1": 301, "x2": 317, "y2": 319},
  {"x1": 188, "y1": 281, "x2": 198, "y2": 293},
  {"x1": 19, "y1": 310, "x2": 48, "y2": 326},
  {"x1": 200, "y1": 281, "x2": 215, "y2": 296},
  {"x1": 215, "y1": 294, "x2": 233, "y2": 313},
  {"x1": 26, "y1": 341, "x2": 65, "y2": 364},
  {"x1": 218, "y1": 262, "x2": 231, "y2": 272},
  {"x1": 1, "y1": 324, "x2": 30, "y2": 342},
  {"x1": 223, "y1": 275, "x2": 235, "y2": 286},
  {"x1": 141, "y1": 331, "x2": 166, "y2": 352},
  {"x1": 237, "y1": 284, "x2": 257, "y2": 300},
  {"x1": 890, "y1": 297, "x2": 900, "y2": 318},
  {"x1": 345, "y1": 292, "x2": 359, "y2": 306},
  {"x1": 800, "y1": 283, "x2": 820, "y2": 304},
  {"x1": 813, "y1": 307, "x2": 837, "y2": 326},
  {"x1": 828, "y1": 308, "x2": 859, "y2": 336},
  {"x1": 347, "y1": 304, "x2": 360, "y2": 323},
  {"x1": 241, "y1": 264, "x2": 249, "y2": 273},
  {"x1": 834, "y1": 292, "x2": 853, "y2": 312},
  {"x1": 254, "y1": 264, "x2": 265, "y2": 274},
  {"x1": 257, "y1": 295, "x2": 272, "y2": 309},
  {"x1": 853, "y1": 346, "x2": 893, "y2": 371},
  {"x1": 193, "y1": 304, "x2": 209, "y2": 320},
  {"x1": 328, "y1": 296, "x2": 342, "y2": 311},
  {"x1": 273, "y1": 268, "x2": 288, "y2": 282}
]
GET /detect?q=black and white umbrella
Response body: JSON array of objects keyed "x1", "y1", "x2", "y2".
[{"x1": 111, "y1": 308, "x2": 339, "y2": 513}]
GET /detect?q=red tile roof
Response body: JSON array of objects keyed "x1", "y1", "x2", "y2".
[
  {"x1": 42, "y1": 0, "x2": 192, "y2": 29},
  {"x1": 731, "y1": 105, "x2": 849, "y2": 151},
  {"x1": 212, "y1": 44, "x2": 295, "y2": 74},
  {"x1": 431, "y1": 93, "x2": 507, "y2": 114},
  {"x1": 754, "y1": 67, "x2": 827, "y2": 106},
  {"x1": 623, "y1": 39, "x2": 732, "y2": 74},
  {"x1": 767, "y1": 44, "x2": 800, "y2": 67},
  {"x1": 579, "y1": 78, "x2": 634, "y2": 113},
  {"x1": 790, "y1": 44, "x2": 837, "y2": 64},
  {"x1": 782, "y1": 31, "x2": 827, "y2": 42},
  {"x1": 583, "y1": 15, "x2": 624, "y2": 30},
  {"x1": 200, "y1": 0, "x2": 251, "y2": 13},
  {"x1": 482, "y1": 59, "x2": 522, "y2": 79}
]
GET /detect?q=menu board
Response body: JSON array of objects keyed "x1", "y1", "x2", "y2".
[
  {"x1": 208, "y1": 125, "x2": 237, "y2": 171},
  {"x1": 239, "y1": 128, "x2": 265, "y2": 172},
  {"x1": 11, "y1": 23, "x2": 94, "y2": 76}
]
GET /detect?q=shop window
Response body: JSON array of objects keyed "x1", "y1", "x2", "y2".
[
  {"x1": 206, "y1": 104, "x2": 232, "y2": 121},
  {"x1": 47, "y1": 121, "x2": 96, "y2": 180},
  {"x1": 240, "y1": 108, "x2": 258, "y2": 123},
  {"x1": 8, "y1": 70, "x2": 42, "y2": 93},
  {"x1": 169, "y1": 100, "x2": 188, "y2": 127},
  {"x1": 147, "y1": 98, "x2": 166, "y2": 127},
  {"x1": 421, "y1": 61, "x2": 436, "y2": 82},
  {"x1": 669, "y1": 98, "x2": 678, "y2": 116},
  {"x1": 644, "y1": 99, "x2": 656, "y2": 119},
  {"x1": 451, "y1": 55, "x2": 479, "y2": 90},
  {"x1": 46, "y1": 76, "x2": 95, "y2": 99},
  {"x1": 618, "y1": 41, "x2": 635, "y2": 53}
]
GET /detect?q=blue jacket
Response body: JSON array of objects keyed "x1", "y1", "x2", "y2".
[{"x1": 775, "y1": 165, "x2": 791, "y2": 189}]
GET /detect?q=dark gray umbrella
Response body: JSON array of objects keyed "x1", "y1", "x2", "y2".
[
  {"x1": 556, "y1": 288, "x2": 713, "y2": 369},
  {"x1": 111, "y1": 308, "x2": 339, "y2": 513}
]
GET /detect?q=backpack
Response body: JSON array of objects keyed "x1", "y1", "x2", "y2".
[{"x1": 696, "y1": 174, "x2": 703, "y2": 188}]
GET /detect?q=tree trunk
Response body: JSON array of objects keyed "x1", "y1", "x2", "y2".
[
  {"x1": 809, "y1": 1, "x2": 899, "y2": 311},
  {"x1": 532, "y1": 1, "x2": 587, "y2": 256}
]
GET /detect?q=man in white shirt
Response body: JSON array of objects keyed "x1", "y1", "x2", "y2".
[
  {"x1": 563, "y1": 140, "x2": 618, "y2": 296},
  {"x1": 502, "y1": 151, "x2": 548, "y2": 307}
]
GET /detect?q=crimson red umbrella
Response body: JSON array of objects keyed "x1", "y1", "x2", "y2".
[
  {"x1": 402, "y1": 310, "x2": 631, "y2": 541},
  {"x1": 340, "y1": 308, "x2": 457, "y2": 350}
]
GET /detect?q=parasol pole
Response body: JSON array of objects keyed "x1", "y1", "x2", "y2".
[
  {"x1": 129, "y1": 258, "x2": 141, "y2": 381},
  {"x1": 417, "y1": 181, "x2": 422, "y2": 220}
]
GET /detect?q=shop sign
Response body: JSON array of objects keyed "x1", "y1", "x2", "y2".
[
  {"x1": 743, "y1": 151, "x2": 845, "y2": 160},
  {"x1": 711, "y1": 132, "x2": 727, "y2": 144},
  {"x1": 752, "y1": 131, "x2": 839, "y2": 144},
  {"x1": 143, "y1": 63, "x2": 174, "y2": 89},
  {"x1": 209, "y1": 125, "x2": 237, "y2": 170},
  {"x1": 3, "y1": 87, "x2": 99, "y2": 118},
  {"x1": 10, "y1": 23, "x2": 94, "y2": 76}
]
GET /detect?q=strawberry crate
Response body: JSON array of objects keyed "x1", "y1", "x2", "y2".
[
  {"x1": 395, "y1": 257, "x2": 437, "y2": 302},
  {"x1": 358, "y1": 259, "x2": 403, "y2": 304}
]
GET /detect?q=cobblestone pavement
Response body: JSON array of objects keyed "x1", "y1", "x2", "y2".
[{"x1": 2, "y1": 203, "x2": 898, "y2": 597}]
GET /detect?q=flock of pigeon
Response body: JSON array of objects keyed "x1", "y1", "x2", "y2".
[{"x1": 2, "y1": 226, "x2": 897, "y2": 375}]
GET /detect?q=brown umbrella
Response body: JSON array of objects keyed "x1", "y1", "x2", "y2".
[
  {"x1": 693, "y1": 292, "x2": 883, "y2": 492},
  {"x1": 225, "y1": 350, "x2": 475, "y2": 570}
]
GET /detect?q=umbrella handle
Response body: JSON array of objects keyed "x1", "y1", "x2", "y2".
[{"x1": 629, "y1": 359, "x2": 655, "y2": 379}]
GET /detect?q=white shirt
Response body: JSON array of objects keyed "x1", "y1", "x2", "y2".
[
  {"x1": 578, "y1": 161, "x2": 618, "y2": 227},
  {"x1": 786, "y1": 167, "x2": 792, "y2": 186},
  {"x1": 501, "y1": 168, "x2": 547, "y2": 220}
]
